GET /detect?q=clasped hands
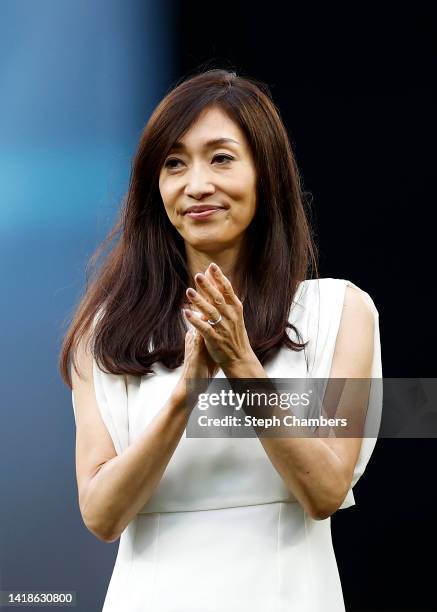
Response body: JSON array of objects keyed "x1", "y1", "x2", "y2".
[{"x1": 184, "y1": 262, "x2": 255, "y2": 371}]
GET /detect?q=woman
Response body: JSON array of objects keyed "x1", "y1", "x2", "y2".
[{"x1": 60, "y1": 68, "x2": 382, "y2": 611}]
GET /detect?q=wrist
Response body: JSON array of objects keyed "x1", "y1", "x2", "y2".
[{"x1": 222, "y1": 351, "x2": 266, "y2": 379}]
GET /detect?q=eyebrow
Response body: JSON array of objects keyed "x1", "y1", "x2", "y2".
[{"x1": 169, "y1": 137, "x2": 240, "y2": 152}]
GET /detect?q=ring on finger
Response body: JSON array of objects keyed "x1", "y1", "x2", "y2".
[{"x1": 207, "y1": 312, "x2": 222, "y2": 326}]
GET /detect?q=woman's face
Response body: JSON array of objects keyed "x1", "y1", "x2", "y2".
[{"x1": 158, "y1": 106, "x2": 257, "y2": 251}]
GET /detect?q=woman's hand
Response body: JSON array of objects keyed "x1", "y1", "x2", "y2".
[
  {"x1": 173, "y1": 328, "x2": 216, "y2": 406},
  {"x1": 183, "y1": 263, "x2": 255, "y2": 369}
]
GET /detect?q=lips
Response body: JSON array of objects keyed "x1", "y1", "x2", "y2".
[{"x1": 184, "y1": 205, "x2": 224, "y2": 214}]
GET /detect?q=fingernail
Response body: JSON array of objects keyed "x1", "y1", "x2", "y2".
[{"x1": 210, "y1": 263, "x2": 218, "y2": 273}]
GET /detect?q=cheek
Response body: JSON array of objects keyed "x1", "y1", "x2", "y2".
[
  {"x1": 234, "y1": 180, "x2": 257, "y2": 215},
  {"x1": 159, "y1": 183, "x2": 177, "y2": 212},
  {"x1": 228, "y1": 167, "x2": 256, "y2": 199}
]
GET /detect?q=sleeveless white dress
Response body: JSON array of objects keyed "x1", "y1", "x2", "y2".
[{"x1": 71, "y1": 278, "x2": 382, "y2": 611}]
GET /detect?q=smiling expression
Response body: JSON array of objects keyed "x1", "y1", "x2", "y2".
[{"x1": 158, "y1": 105, "x2": 257, "y2": 251}]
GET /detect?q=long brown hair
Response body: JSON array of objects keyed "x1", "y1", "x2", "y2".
[{"x1": 59, "y1": 68, "x2": 319, "y2": 388}]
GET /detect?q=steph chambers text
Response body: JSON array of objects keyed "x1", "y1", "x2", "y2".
[{"x1": 197, "y1": 414, "x2": 348, "y2": 429}]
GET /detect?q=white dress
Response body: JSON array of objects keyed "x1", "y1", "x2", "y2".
[{"x1": 71, "y1": 278, "x2": 382, "y2": 611}]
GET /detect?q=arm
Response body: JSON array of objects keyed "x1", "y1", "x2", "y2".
[
  {"x1": 80, "y1": 390, "x2": 189, "y2": 543},
  {"x1": 222, "y1": 285, "x2": 375, "y2": 520},
  {"x1": 72, "y1": 327, "x2": 196, "y2": 544}
]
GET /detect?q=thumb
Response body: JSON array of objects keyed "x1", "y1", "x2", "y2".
[
  {"x1": 185, "y1": 328, "x2": 199, "y2": 344},
  {"x1": 188, "y1": 326, "x2": 199, "y2": 339},
  {"x1": 184, "y1": 329, "x2": 195, "y2": 346}
]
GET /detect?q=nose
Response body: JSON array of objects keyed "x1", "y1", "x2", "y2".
[{"x1": 183, "y1": 164, "x2": 216, "y2": 200}]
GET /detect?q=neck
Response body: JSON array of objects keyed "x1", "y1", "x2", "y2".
[{"x1": 184, "y1": 243, "x2": 242, "y2": 296}]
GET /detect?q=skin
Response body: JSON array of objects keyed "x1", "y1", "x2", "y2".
[
  {"x1": 158, "y1": 104, "x2": 376, "y2": 520},
  {"x1": 181, "y1": 268, "x2": 374, "y2": 520},
  {"x1": 74, "y1": 106, "x2": 375, "y2": 544},
  {"x1": 158, "y1": 105, "x2": 257, "y2": 297}
]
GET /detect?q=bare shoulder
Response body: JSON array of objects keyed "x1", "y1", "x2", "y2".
[
  {"x1": 71, "y1": 330, "x2": 118, "y2": 518},
  {"x1": 343, "y1": 282, "x2": 375, "y2": 323},
  {"x1": 71, "y1": 327, "x2": 94, "y2": 384},
  {"x1": 330, "y1": 282, "x2": 375, "y2": 379}
]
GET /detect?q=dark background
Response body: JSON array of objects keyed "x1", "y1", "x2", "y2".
[{"x1": 174, "y1": 3, "x2": 435, "y2": 611}]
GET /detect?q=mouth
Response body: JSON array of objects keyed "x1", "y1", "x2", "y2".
[
  {"x1": 185, "y1": 208, "x2": 225, "y2": 220},
  {"x1": 184, "y1": 205, "x2": 224, "y2": 219}
]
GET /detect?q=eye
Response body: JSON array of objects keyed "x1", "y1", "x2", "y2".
[
  {"x1": 164, "y1": 158, "x2": 183, "y2": 169},
  {"x1": 163, "y1": 154, "x2": 234, "y2": 170},
  {"x1": 213, "y1": 154, "x2": 234, "y2": 164}
]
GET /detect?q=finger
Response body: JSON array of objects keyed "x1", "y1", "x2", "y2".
[
  {"x1": 183, "y1": 308, "x2": 216, "y2": 337},
  {"x1": 184, "y1": 329, "x2": 194, "y2": 350},
  {"x1": 194, "y1": 272, "x2": 230, "y2": 314},
  {"x1": 192, "y1": 271, "x2": 220, "y2": 305},
  {"x1": 208, "y1": 263, "x2": 242, "y2": 307},
  {"x1": 193, "y1": 328, "x2": 203, "y2": 345},
  {"x1": 204, "y1": 265, "x2": 222, "y2": 290},
  {"x1": 186, "y1": 328, "x2": 201, "y2": 347},
  {"x1": 186, "y1": 288, "x2": 221, "y2": 323}
]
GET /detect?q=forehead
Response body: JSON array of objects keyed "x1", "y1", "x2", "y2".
[{"x1": 170, "y1": 106, "x2": 245, "y2": 151}]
